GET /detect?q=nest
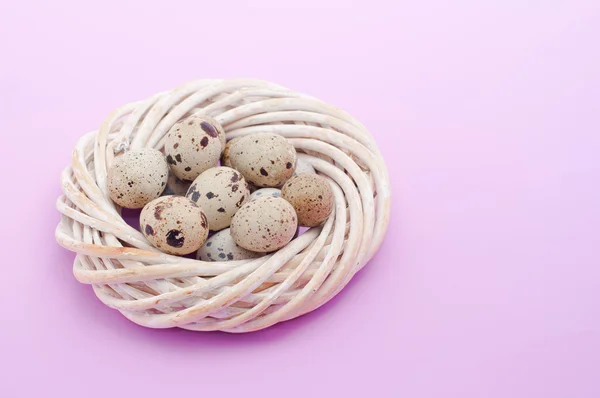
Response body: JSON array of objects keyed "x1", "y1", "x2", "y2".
[{"x1": 55, "y1": 79, "x2": 391, "y2": 333}]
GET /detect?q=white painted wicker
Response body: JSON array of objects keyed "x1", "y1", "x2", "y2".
[{"x1": 55, "y1": 79, "x2": 391, "y2": 333}]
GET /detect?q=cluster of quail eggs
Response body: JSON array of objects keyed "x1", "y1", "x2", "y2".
[{"x1": 107, "y1": 115, "x2": 334, "y2": 260}]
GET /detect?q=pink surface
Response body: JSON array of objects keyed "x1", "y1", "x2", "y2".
[{"x1": 1, "y1": 1, "x2": 599, "y2": 397}]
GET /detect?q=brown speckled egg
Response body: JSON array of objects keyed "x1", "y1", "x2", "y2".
[
  {"x1": 229, "y1": 133, "x2": 297, "y2": 187},
  {"x1": 197, "y1": 228, "x2": 264, "y2": 261},
  {"x1": 108, "y1": 148, "x2": 168, "y2": 209},
  {"x1": 140, "y1": 196, "x2": 209, "y2": 255},
  {"x1": 186, "y1": 167, "x2": 250, "y2": 231},
  {"x1": 162, "y1": 173, "x2": 192, "y2": 196},
  {"x1": 281, "y1": 173, "x2": 334, "y2": 227},
  {"x1": 164, "y1": 116, "x2": 224, "y2": 181},
  {"x1": 220, "y1": 137, "x2": 241, "y2": 168},
  {"x1": 230, "y1": 197, "x2": 297, "y2": 252}
]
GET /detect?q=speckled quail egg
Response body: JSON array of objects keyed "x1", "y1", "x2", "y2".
[
  {"x1": 140, "y1": 196, "x2": 209, "y2": 255},
  {"x1": 186, "y1": 166, "x2": 250, "y2": 231},
  {"x1": 220, "y1": 137, "x2": 241, "y2": 168},
  {"x1": 162, "y1": 173, "x2": 192, "y2": 196},
  {"x1": 229, "y1": 132, "x2": 297, "y2": 187},
  {"x1": 249, "y1": 188, "x2": 281, "y2": 201},
  {"x1": 108, "y1": 148, "x2": 168, "y2": 209},
  {"x1": 293, "y1": 158, "x2": 316, "y2": 176},
  {"x1": 230, "y1": 197, "x2": 298, "y2": 252},
  {"x1": 197, "y1": 228, "x2": 264, "y2": 261},
  {"x1": 164, "y1": 116, "x2": 224, "y2": 181},
  {"x1": 281, "y1": 173, "x2": 334, "y2": 227}
]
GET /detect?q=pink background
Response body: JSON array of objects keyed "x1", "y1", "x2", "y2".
[{"x1": 1, "y1": 1, "x2": 599, "y2": 397}]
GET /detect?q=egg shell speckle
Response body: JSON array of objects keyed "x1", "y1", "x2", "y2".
[
  {"x1": 281, "y1": 173, "x2": 334, "y2": 227},
  {"x1": 229, "y1": 132, "x2": 297, "y2": 187},
  {"x1": 249, "y1": 188, "x2": 281, "y2": 201},
  {"x1": 140, "y1": 196, "x2": 209, "y2": 255},
  {"x1": 203, "y1": 114, "x2": 227, "y2": 149},
  {"x1": 108, "y1": 148, "x2": 168, "y2": 209},
  {"x1": 186, "y1": 167, "x2": 250, "y2": 231},
  {"x1": 230, "y1": 197, "x2": 298, "y2": 252},
  {"x1": 197, "y1": 228, "x2": 264, "y2": 261},
  {"x1": 164, "y1": 116, "x2": 224, "y2": 181}
]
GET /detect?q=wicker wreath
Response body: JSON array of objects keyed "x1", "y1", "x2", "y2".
[{"x1": 55, "y1": 79, "x2": 391, "y2": 333}]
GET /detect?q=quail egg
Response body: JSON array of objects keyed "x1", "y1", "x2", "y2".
[
  {"x1": 164, "y1": 116, "x2": 224, "y2": 181},
  {"x1": 230, "y1": 196, "x2": 297, "y2": 252},
  {"x1": 108, "y1": 148, "x2": 168, "y2": 209},
  {"x1": 281, "y1": 173, "x2": 334, "y2": 227},
  {"x1": 140, "y1": 196, "x2": 209, "y2": 255},
  {"x1": 197, "y1": 228, "x2": 264, "y2": 261},
  {"x1": 186, "y1": 167, "x2": 250, "y2": 231},
  {"x1": 229, "y1": 132, "x2": 297, "y2": 187}
]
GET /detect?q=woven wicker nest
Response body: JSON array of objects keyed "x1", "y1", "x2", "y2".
[{"x1": 55, "y1": 79, "x2": 391, "y2": 333}]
